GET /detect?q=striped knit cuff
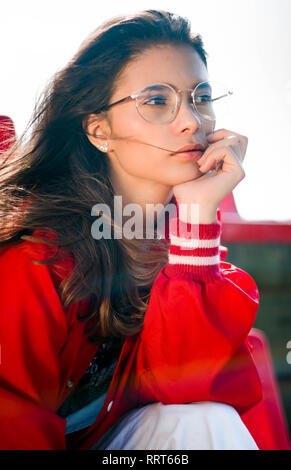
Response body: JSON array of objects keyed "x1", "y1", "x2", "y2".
[{"x1": 164, "y1": 217, "x2": 223, "y2": 282}]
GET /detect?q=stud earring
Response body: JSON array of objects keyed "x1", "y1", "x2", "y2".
[{"x1": 97, "y1": 142, "x2": 109, "y2": 152}]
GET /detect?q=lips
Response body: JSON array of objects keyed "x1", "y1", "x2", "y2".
[{"x1": 171, "y1": 143, "x2": 206, "y2": 155}]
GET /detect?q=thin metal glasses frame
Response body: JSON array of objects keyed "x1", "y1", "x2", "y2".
[{"x1": 102, "y1": 81, "x2": 233, "y2": 123}]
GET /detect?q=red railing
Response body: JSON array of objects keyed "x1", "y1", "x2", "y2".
[{"x1": 219, "y1": 193, "x2": 291, "y2": 243}]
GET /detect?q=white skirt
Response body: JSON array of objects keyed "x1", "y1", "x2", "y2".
[{"x1": 91, "y1": 401, "x2": 259, "y2": 450}]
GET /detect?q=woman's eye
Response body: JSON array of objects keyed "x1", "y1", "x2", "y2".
[
  {"x1": 145, "y1": 95, "x2": 168, "y2": 105},
  {"x1": 196, "y1": 94, "x2": 212, "y2": 104}
]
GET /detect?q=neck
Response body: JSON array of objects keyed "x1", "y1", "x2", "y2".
[{"x1": 109, "y1": 169, "x2": 173, "y2": 229}]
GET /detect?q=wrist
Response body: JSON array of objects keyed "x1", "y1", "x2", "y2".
[
  {"x1": 177, "y1": 202, "x2": 218, "y2": 224},
  {"x1": 165, "y1": 214, "x2": 222, "y2": 282}
]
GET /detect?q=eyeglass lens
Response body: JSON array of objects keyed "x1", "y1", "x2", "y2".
[{"x1": 136, "y1": 82, "x2": 231, "y2": 124}]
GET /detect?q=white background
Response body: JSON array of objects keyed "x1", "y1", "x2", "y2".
[{"x1": 1, "y1": 0, "x2": 290, "y2": 221}]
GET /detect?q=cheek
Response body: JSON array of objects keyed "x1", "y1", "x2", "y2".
[
  {"x1": 108, "y1": 109, "x2": 208, "y2": 184},
  {"x1": 114, "y1": 144, "x2": 159, "y2": 177},
  {"x1": 115, "y1": 147, "x2": 203, "y2": 186},
  {"x1": 109, "y1": 104, "x2": 147, "y2": 140},
  {"x1": 109, "y1": 107, "x2": 161, "y2": 174}
]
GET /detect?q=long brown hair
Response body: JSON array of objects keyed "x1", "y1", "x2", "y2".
[{"x1": 0, "y1": 10, "x2": 208, "y2": 343}]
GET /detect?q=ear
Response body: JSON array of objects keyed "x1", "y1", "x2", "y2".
[{"x1": 83, "y1": 113, "x2": 112, "y2": 151}]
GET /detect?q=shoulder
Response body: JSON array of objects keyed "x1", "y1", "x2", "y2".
[
  {"x1": 0, "y1": 228, "x2": 92, "y2": 316},
  {"x1": 0, "y1": 229, "x2": 74, "y2": 288},
  {"x1": 0, "y1": 232, "x2": 70, "y2": 352},
  {"x1": 0, "y1": 230, "x2": 92, "y2": 349}
]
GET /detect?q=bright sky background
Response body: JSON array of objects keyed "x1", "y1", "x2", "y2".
[{"x1": 1, "y1": 0, "x2": 291, "y2": 221}]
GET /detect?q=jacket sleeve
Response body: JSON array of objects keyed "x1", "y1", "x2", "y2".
[
  {"x1": 136, "y1": 214, "x2": 263, "y2": 415},
  {"x1": 0, "y1": 241, "x2": 68, "y2": 449}
]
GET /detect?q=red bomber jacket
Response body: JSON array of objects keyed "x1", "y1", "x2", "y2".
[{"x1": 0, "y1": 205, "x2": 262, "y2": 450}]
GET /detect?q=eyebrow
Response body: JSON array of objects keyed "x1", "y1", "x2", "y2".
[
  {"x1": 194, "y1": 82, "x2": 210, "y2": 88},
  {"x1": 167, "y1": 81, "x2": 211, "y2": 91},
  {"x1": 190, "y1": 81, "x2": 211, "y2": 90}
]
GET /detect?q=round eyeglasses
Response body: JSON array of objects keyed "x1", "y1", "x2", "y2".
[{"x1": 101, "y1": 81, "x2": 233, "y2": 124}]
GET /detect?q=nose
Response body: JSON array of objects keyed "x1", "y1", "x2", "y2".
[{"x1": 173, "y1": 91, "x2": 202, "y2": 134}]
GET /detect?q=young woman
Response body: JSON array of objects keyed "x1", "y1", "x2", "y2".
[{"x1": 0, "y1": 10, "x2": 262, "y2": 450}]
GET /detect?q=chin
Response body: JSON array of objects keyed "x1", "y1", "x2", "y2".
[
  {"x1": 155, "y1": 161, "x2": 201, "y2": 186},
  {"x1": 171, "y1": 164, "x2": 202, "y2": 185}
]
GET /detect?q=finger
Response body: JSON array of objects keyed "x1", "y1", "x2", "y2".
[
  {"x1": 199, "y1": 136, "x2": 240, "y2": 162},
  {"x1": 198, "y1": 145, "x2": 244, "y2": 178},
  {"x1": 224, "y1": 135, "x2": 247, "y2": 163},
  {"x1": 203, "y1": 136, "x2": 246, "y2": 164},
  {"x1": 207, "y1": 130, "x2": 248, "y2": 159},
  {"x1": 207, "y1": 128, "x2": 244, "y2": 141}
]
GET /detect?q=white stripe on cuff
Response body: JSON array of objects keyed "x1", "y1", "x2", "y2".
[
  {"x1": 170, "y1": 235, "x2": 220, "y2": 249},
  {"x1": 168, "y1": 254, "x2": 221, "y2": 266}
]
